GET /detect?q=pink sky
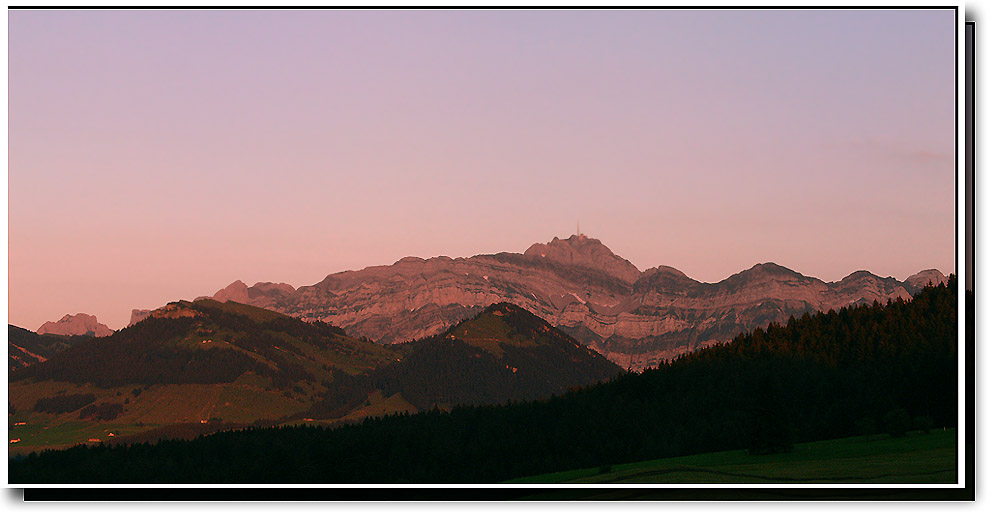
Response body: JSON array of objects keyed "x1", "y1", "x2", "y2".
[{"x1": 7, "y1": 10, "x2": 957, "y2": 330}]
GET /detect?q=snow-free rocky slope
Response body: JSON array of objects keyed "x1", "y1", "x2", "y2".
[
  {"x1": 37, "y1": 313, "x2": 113, "y2": 338},
  {"x1": 200, "y1": 235, "x2": 946, "y2": 369}
]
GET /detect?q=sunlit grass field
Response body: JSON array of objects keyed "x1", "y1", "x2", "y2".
[
  {"x1": 8, "y1": 379, "x2": 309, "y2": 456},
  {"x1": 506, "y1": 429, "x2": 957, "y2": 484}
]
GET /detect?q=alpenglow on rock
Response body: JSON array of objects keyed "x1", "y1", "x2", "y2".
[
  {"x1": 203, "y1": 280, "x2": 296, "y2": 309},
  {"x1": 129, "y1": 309, "x2": 153, "y2": 326},
  {"x1": 201, "y1": 235, "x2": 946, "y2": 369},
  {"x1": 902, "y1": 269, "x2": 948, "y2": 292},
  {"x1": 37, "y1": 313, "x2": 113, "y2": 337}
]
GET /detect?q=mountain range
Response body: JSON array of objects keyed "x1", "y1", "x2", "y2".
[
  {"x1": 185, "y1": 234, "x2": 944, "y2": 369},
  {"x1": 9, "y1": 299, "x2": 619, "y2": 453},
  {"x1": 10, "y1": 278, "x2": 959, "y2": 484}
]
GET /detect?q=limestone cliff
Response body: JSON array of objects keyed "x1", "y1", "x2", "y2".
[
  {"x1": 203, "y1": 235, "x2": 944, "y2": 369},
  {"x1": 37, "y1": 313, "x2": 113, "y2": 337}
]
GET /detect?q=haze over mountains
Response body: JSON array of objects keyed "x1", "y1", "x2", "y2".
[{"x1": 189, "y1": 235, "x2": 945, "y2": 369}]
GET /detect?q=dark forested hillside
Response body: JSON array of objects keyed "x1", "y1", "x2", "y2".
[
  {"x1": 10, "y1": 300, "x2": 398, "y2": 389},
  {"x1": 10, "y1": 300, "x2": 622, "y2": 455},
  {"x1": 8, "y1": 300, "x2": 404, "y2": 453},
  {"x1": 8, "y1": 325, "x2": 89, "y2": 372},
  {"x1": 9, "y1": 277, "x2": 958, "y2": 484},
  {"x1": 305, "y1": 302, "x2": 622, "y2": 415},
  {"x1": 370, "y1": 302, "x2": 621, "y2": 409}
]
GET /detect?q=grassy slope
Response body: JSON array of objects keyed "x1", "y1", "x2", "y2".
[
  {"x1": 7, "y1": 379, "x2": 310, "y2": 456},
  {"x1": 445, "y1": 304, "x2": 557, "y2": 355},
  {"x1": 448, "y1": 313, "x2": 517, "y2": 356},
  {"x1": 336, "y1": 390, "x2": 419, "y2": 422},
  {"x1": 506, "y1": 429, "x2": 956, "y2": 484},
  {"x1": 8, "y1": 300, "x2": 408, "y2": 456},
  {"x1": 9, "y1": 302, "x2": 600, "y2": 457},
  {"x1": 181, "y1": 300, "x2": 400, "y2": 378}
]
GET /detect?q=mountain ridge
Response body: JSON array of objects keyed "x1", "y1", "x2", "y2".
[
  {"x1": 8, "y1": 325, "x2": 92, "y2": 372},
  {"x1": 10, "y1": 299, "x2": 620, "y2": 453},
  {"x1": 196, "y1": 235, "x2": 945, "y2": 368}
]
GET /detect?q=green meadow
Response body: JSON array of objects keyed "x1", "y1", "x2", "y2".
[{"x1": 506, "y1": 429, "x2": 957, "y2": 484}]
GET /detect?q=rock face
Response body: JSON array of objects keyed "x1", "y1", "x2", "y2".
[
  {"x1": 37, "y1": 314, "x2": 113, "y2": 337},
  {"x1": 903, "y1": 269, "x2": 947, "y2": 293},
  {"x1": 208, "y1": 280, "x2": 296, "y2": 309},
  {"x1": 203, "y1": 235, "x2": 945, "y2": 369},
  {"x1": 524, "y1": 234, "x2": 641, "y2": 284},
  {"x1": 129, "y1": 309, "x2": 153, "y2": 326}
]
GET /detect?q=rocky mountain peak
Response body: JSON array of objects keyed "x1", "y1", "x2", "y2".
[
  {"x1": 129, "y1": 309, "x2": 153, "y2": 326},
  {"x1": 249, "y1": 282, "x2": 296, "y2": 298},
  {"x1": 212, "y1": 280, "x2": 250, "y2": 304},
  {"x1": 523, "y1": 234, "x2": 641, "y2": 284},
  {"x1": 651, "y1": 265, "x2": 689, "y2": 278},
  {"x1": 190, "y1": 236, "x2": 947, "y2": 369},
  {"x1": 904, "y1": 269, "x2": 947, "y2": 290},
  {"x1": 719, "y1": 262, "x2": 806, "y2": 289},
  {"x1": 634, "y1": 265, "x2": 698, "y2": 293},
  {"x1": 841, "y1": 270, "x2": 878, "y2": 282},
  {"x1": 37, "y1": 313, "x2": 113, "y2": 337},
  {"x1": 748, "y1": 262, "x2": 800, "y2": 277},
  {"x1": 204, "y1": 279, "x2": 297, "y2": 309}
]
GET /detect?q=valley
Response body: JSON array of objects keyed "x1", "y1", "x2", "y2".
[{"x1": 9, "y1": 278, "x2": 959, "y2": 484}]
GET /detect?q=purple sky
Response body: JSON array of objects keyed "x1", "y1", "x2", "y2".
[{"x1": 8, "y1": 9, "x2": 956, "y2": 330}]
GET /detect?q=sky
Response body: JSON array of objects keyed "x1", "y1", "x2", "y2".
[{"x1": 7, "y1": 9, "x2": 957, "y2": 330}]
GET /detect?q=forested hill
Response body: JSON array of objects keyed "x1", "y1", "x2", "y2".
[
  {"x1": 7, "y1": 324, "x2": 94, "y2": 377},
  {"x1": 10, "y1": 300, "x2": 621, "y2": 454},
  {"x1": 368, "y1": 302, "x2": 622, "y2": 410},
  {"x1": 10, "y1": 299, "x2": 399, "y2": 388},
  {"x1": 10, "y1": 277, "x2": 958, "y2": 484},
  {"x1": 8, "y1": 299, "x2": 403, "y2": 449},
  {"x1": 8, "y1": 325, "x2": 84, "y2": 372},
  {"x1": 305, "y1": 302, "x2": 622, "y2": 416}
]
